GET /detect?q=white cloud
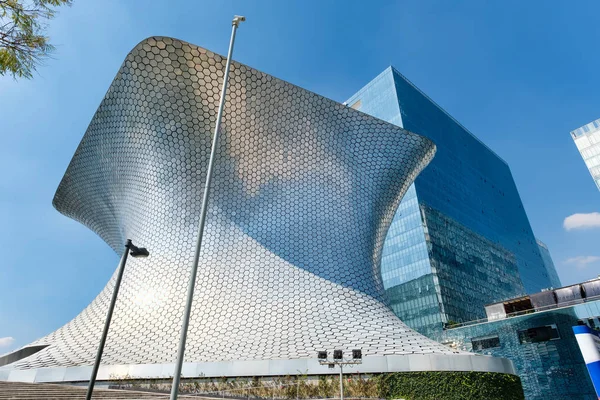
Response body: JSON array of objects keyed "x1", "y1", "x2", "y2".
[
  {"x1": 0, "y1": 337, "x2": 14, "y2": 348},
  {"x1": 565, "y1": 256, "x2": 600, "y2": 269},
  {"x1": 564, "y1": 212, "x2": 600, "y2": 231}
]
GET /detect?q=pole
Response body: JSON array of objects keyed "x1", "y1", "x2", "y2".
[
  {"x1": 169, "y1": 15, "x2": 245, "y2": 400},
  {"x1": 86, "y1": 240, "x2": 132, "y2": 400},
  {"x1": 339, "y1": 364, "x2": 344, "y2": 400}
]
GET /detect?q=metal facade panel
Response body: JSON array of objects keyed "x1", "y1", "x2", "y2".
[{"x1": 3, "y1": 37, "x2": 469, "y2": 373}]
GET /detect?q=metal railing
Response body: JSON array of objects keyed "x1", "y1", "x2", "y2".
[
  {"x1": 193, "y1": 382, "x2": 300, "y2": 399},
  {"x1": 110, "y1": 379, "x2": 382, "y2": 400}
]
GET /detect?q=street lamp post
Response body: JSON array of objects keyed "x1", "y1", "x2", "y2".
[
  {"x1": 169, "y1": 15, "x2": 245, "y2": 400},
  {"x1": 339, "y1": 364, "x2": 344, "y2": 400},
  {"x1": 317, "y1": 350, "x2": 363, "y2": 400},
  {"x1": 85, "y1": 239, "x2": 149, "y2": 400}
]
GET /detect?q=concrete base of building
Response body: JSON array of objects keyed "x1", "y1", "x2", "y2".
[{"x1": 0, "y1": 354, "x2": 515, "y2": 384}]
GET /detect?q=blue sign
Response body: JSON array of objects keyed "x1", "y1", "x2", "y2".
[{"x1": 573, "y1": 325, "x2": 600, "y2": 399}]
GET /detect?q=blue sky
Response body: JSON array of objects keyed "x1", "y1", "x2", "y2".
[{"x1": 1, "y1": 0, "x2": 599, "y2": 353}]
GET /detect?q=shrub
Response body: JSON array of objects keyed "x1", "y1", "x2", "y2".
[{"x1": 378, "y1": 371, "x2": 524, "y2": 400}]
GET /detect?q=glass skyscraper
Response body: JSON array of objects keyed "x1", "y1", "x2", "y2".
[
  {"x1": 536, "y1": 239, "x2": 562, "y2": 289},
  {"x1": 441, "y1": 299, "x2": 599, "y2": 400},
  {"x1": 571, "y1": 117, "x2": 600, "y2": 191},
  {"x1": 346, "y1": 67, "x2": 554, "y2": 337}
]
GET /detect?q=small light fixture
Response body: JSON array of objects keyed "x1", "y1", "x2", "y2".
[
  {"x1": 130, "y1": 244, "x2": 150, "y2": 258},
  {"x1": 317, "y1": 351, "x2": 328, "y2": 360},
  {"x1": 333, "y1": 350, "x2": 343, "y2": 360},
  {"x1": 352, "y1": 349, "x2": 362, "y2": 360}
]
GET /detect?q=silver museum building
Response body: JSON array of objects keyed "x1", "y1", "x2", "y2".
[{"x1": 0, "y1": 37, "x2": 514, "y2": 384}]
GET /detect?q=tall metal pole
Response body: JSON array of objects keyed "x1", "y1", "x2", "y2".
[
  {"x1": 169, "y1": 15, "x2": 245, "y2": 400},
  {"x1": 339, "y1": 364, "x2": 344, "y2": 400},
  {"x1": 86, "y1": 240, "x2": 132, "y2": 400}
]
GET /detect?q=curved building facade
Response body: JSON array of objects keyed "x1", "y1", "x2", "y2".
[{"x1": 0, "y1": 37, "x2": 514, "y2": 382}]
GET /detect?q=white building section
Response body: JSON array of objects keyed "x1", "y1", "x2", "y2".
[{"x1": 571, "y1": 118, "x2": 600, "y2": 191}]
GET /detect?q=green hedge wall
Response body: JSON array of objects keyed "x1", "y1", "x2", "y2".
[
  {"x1": 378, "y1": 371, "x2": 524, "y2": 400},
  {"x1": 108, "y1": 370, "x2": 523, "y2": 399}
]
